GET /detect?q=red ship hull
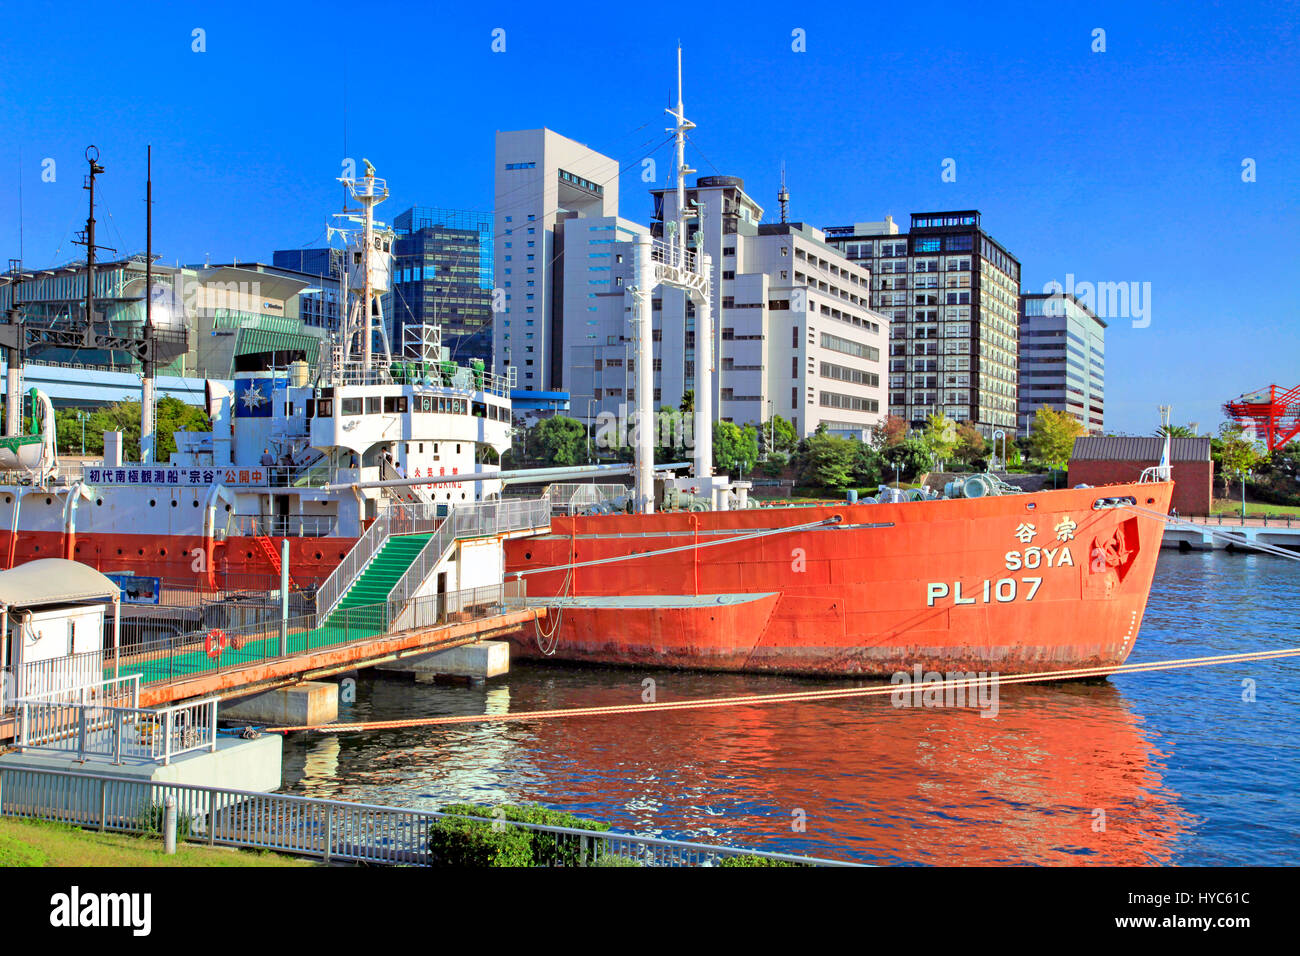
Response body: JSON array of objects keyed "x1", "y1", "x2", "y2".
[{"x1": 504, "y1": 481, "x2": 1172, "y2": 676}]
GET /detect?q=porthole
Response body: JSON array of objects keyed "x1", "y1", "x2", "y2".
[
  {"x1": 525, "y1": 552, "x2": 532, "y2": 560},
  {"x1": 149, "y1": 499, "x2": 156, "y2": 507},
  {"x1": 137, "y1": 548, "x2": 145, "y2": 556},
  {"x1": 160, "y1": 548, "x2": 167, "y2": 556},
  {"x1": 1146, "y1": 497, "x2": 1155, "y2": 504},
  {"x1": 225, "y1": 504, "x2": 232, "y2": 512},
  {"x1": 3, "y1": 496, "x2": 10, "y2": 504},
  {"x1": 33, "y1": 545, "x2": 40, "y2": 552},
  {"x1": 314, "y1": 552, "x2": 323, "y2": 560},
  {"x1": 97, "y1": 498, "x2": 103, "y2": 506},
  {"x1": 192, "y1": 500, "x2": 200, "y2": 508},
  {"x1": 171, "y1": 500, "x2": 178, "y2": 507},
  {"x1": 45, "y1": 497, "x2": 52, "y2": 505},
  {"x1": 116, "y1": 548, "x2": 123, "y2": 555},
  {"x1": 337, "y1": 552, "x2": 346, "y2": 560},
  {"x1": 246, "y1": 551, "x2": 253, "y2": 559}
]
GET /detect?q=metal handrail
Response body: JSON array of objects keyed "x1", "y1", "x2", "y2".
[
  {"x1": 0, "y1": 765, "x2": 858, "y2": 867},
  {"x1": 315, "y1": 509, "x2": 390, "y2": 619},
  {"x1": 17, "y1": 695, "x2": 218, "y2": 765},
  {"x1": 386, "y1": 498, "x2": 550, "y2": 614}
]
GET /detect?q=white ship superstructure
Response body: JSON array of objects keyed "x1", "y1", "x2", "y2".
[{"x1": 0, "y1": 163, "x2": 513, "y2": 586}]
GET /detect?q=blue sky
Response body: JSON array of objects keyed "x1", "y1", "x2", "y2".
[{"x1": 0, "y1": 0, "x2": 1295, "y2": 436}]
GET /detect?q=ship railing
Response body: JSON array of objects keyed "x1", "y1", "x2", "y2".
[
  {"x1": 650, "y1": 237, "x2": 698, "y2": 274},
  {"x1": 15, "y1": 692, "x2": 218, "y2": 766},
  {"x1": 230, "y1": 514, "x2": 339, "y2": 538},
  {"x1": 328, "y1": 361, "x2": 510, "y2": 397},
  {"x1": 386, "y1": 499, "x2": 549, "y2": 629},
  {"x1": 0, "y1": 765, "x2": 858, "y2": 867},
  {"x1": 315, "y1": 508, "x2": 393, "y2": 620},
  {"x1": 547, "y1": 483, "x2": 630, "y2": 515}
]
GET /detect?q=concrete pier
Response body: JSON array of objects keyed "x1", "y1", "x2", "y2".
[
  {"x1": 222, "y1": 681, "x2": 339, "y2": 726},
  {"x1": 0, "y1": 733, "x2": 282, "y2": 802},
  {"x1": 376, "y1": 640, "x2": 509, "y2": 682},
  {"x1": 1162, "y1": 516, "x2": 1300, "y2": 552}
]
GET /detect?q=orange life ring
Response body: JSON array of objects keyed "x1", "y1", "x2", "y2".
[{"x1": 205, "y1": 628, "x2": 227, "y2": 659}]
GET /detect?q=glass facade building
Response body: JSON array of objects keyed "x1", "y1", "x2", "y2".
[{"x1": 390, "y1": 206, "x2": 494, "y2": 368}]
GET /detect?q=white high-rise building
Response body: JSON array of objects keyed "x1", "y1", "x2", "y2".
[
  {"x1": 647, "y1": 176, "x2": 888, "y2": 439},
  {"x1": 492, "y1": 129, "x2": 619, "y2": 392}
]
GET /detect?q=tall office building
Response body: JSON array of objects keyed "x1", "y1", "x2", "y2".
[
  {"x1": 643, "y1": 176, "x2": 887, "y2": 438},
  {"x1": 390, "y1": 206, "x2": 494, "y2": 367},
  {"x1": 1018, "y1": 292, "x2": 1105, "y2": 434},
  {"x1": 492, "y1": 129, "x2": 620, "y2": 392},
  {"x1": 823, "y1": 211, "x2": 1021, "y2": 437}
]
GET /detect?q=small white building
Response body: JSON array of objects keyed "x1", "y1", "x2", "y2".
[{"x1": 0, "y1": 559, "x2": 120, "y2": 707}]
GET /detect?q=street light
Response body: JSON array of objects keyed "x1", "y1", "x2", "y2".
[
  {"x1": 76, "y1": 410, "x2": 87, "y2": 455},
  {"x1": 1239, "y1": 469, "x2": 1251, "y2": 520},
  {"x1": 587, "y1": 397, "x2": 598, "y2": 465}
]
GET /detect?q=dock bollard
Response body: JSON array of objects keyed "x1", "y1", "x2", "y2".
[{"x1": 163, "y1": 795, "x2": 177, "y2": 855}]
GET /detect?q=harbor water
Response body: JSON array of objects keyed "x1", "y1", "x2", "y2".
[{"x1": 280, "y1": 550, "x2": 1299, "y2": 865}]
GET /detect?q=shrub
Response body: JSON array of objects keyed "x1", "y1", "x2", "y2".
[
  {"x1": 717, "y1": 854, "x2": 808, "y2": 867},
  {"x1": 431, "y1": 803, "x2": 613, "y2": 867},
  {"x1": 428, "y1": 809, "x2": 533, "y2": 867}
]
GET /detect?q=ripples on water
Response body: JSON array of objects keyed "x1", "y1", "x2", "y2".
[{"x1": 281, "y1": 551, "x2": 1299, "y2": 865}]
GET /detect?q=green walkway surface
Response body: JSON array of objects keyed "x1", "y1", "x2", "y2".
[{"x1": 112, "y1": 534, "x2": 432, "y2": 687}]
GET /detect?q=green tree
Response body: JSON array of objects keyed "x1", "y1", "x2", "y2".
[
  {"x1": 1211, "y1": 422, "x2": 1265, "y2": 496},
  {"x1": 713, "y1": 420, "x2": 759, "y2": 476},
  {"x1": 882, "y1": 436, "x2": 934, "y2": 481},
  {"x1": 531, "y1": 415, "x2": 587, "y2": 467},
  {"x1": 55, "y1": 398, "x2": 210, "y2": 460},
  {"x1": 953, "y1": 422, "x2": 988, "y2": 467},
  {"x1": 799, "y1": 432, "x2": 856, "y2": 490},
  {"x1": 923, "y1": 412, "x2": 959, "y2": 468},
  {"x1": 851, "y1": 441, "x2": 883, "y2": 487},
  {"x1": 1155, "y1": 423, "x2": 1197, "y2": 438},
  {"x1": 1026, "y1": 406, "x2": 1084, "y2": 469},
  {"x1": 678, "y1": 390, "x2": 694, "y2": 414},
  {"x1": 758, "y1": 414, "x2": 798, "y2": 458}
]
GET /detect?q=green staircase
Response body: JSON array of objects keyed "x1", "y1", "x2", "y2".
[{"x1": 325, "y1": 533, "x2": 431, "y2": 630}]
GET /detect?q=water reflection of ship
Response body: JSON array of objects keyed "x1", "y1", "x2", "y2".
[{"x1": 284, "y1": 669, "x2": 1191, "y2": 865}]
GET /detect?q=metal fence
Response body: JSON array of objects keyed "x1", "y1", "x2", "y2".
[
  {"x1": 14, "y1": 680, "x2": 217, "y2": 765},
  {"x1": 387, "y1": 498, "x2": 549, "y2": 612},
  {"x1": 230, "y1": 514, "x2": 339, "y2": 537},
  {"x1": 547, "y1": 483, "x2": 630, "y2": 515},
  {"x1": 0, "y1": 766, "x2": 855, "y2": 867}
]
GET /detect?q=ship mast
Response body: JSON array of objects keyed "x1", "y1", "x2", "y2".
[{"x1": 331, "y1": 160, "x2": 394, "y2": 380}]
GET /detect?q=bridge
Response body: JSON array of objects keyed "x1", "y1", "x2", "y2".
[
  {"x1": 0, "y1": 358, "x2": 209, "y2": 407},
  {"x1": 1162, "y1": 514, "x2": 1300, "y2": 552}
]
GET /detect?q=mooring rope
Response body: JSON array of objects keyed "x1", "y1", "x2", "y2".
[
  {"x1": 1123, "y1": 503, "x2": 1300, "y2": 561},
  {"x1": 265, "y1": 646, "x2": 1300, "y2": 734}
]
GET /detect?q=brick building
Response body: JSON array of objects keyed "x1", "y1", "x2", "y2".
[{"x1": 1067, "y1": 436, "x2": 1213, "y2": 515}]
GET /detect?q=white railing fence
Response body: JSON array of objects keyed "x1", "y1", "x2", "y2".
[{"x1": 16, "y1": 693, "x2": 217, "y2": 766}]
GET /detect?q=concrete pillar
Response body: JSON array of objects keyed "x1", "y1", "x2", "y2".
[
  {"x1": 222, "y1": 681, "x2": 339, "y2": 726},
  {"x1": 376, "y1": 640, "x2": 509, "y2": 682}
]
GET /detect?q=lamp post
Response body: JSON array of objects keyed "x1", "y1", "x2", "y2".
[
  {"x1": 1239, "y1": 469, "x2": 1250, "y2": 520},
  {"x1": 587, "y1": 397, "x2": 597, "y2": 465},
  {"x1": 992, "y1": 428, "x2": 1005, "y2": 473},
  {"x1": 77, "y1": 410, "x2": 87, "y2": 455}
]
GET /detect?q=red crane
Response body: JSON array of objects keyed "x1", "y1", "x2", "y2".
[{"x1": 1223, "y1": 384, "x2": 1300, "y2": 451}]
